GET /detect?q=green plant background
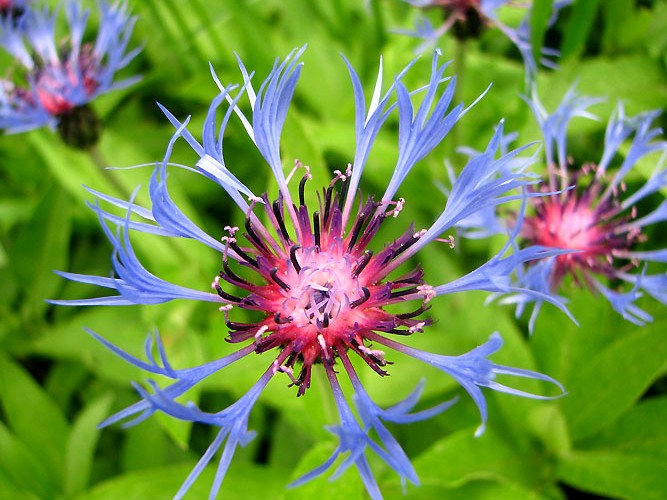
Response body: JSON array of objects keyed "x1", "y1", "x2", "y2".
[{"x1": 1, "y1": 0, "x2": 666, "y2": 498}]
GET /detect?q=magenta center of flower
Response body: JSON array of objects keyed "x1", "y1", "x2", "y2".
[
  {"x1": 531, "y1": 197, "x2": 601, "y2": 251},
  {"x1": 213, "y1": 168, "x2": 432, "y2": 395},
  {"x1": 32, "y1": 45, "x2": 100, "y2": 115},
  {"x1": 521, "y1": 176, "x2": 643, "y2": 287},
  {"x1": 281, "y1": 246, "x2": 366, "y2": 328}
]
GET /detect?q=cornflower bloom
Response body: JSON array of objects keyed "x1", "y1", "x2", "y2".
[
  {"x1": 0, "y1": 0, "x2": 140, "y2": 147},
  {"x1": 477, "y1": 88, "x2": 667, "y2": 329},
  {"x1": 53, "y1": 48, "x2": 567, "y2": 498},
  {"x1": 399, "y1": 0, "x2": 570, "y2": 81}
]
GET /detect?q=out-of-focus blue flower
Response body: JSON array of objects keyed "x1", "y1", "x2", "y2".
[
  {"x1": 0, "y1": 0, "x2": 29, "y2": 22},
  {"x1": 53, "y1": 48, "x2": 565, "y2": 499},
  {"x1": 469, "y1": 88, "x2": 667, "y2": 330},
  {"x1": 399, "y1": 0, "x2": 571, "y2": 82},
  {"x1": 0, "y1": 0, "x2": 140, "y2": 137}
]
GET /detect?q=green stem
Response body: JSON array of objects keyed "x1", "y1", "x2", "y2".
[{"x1": 88, "y1": 144, "x2": 132, "y2": 201}]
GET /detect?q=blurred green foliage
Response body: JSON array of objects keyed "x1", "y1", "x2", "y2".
[{"x1": 1, "y1": 0, "x2": 666, "y2": 498}]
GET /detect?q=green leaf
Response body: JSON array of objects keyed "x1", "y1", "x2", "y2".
[
  {"x1": 9, "y1": 184, "x2": 71, "y2": 320},
  {"x1": 601, "y1": 0, "x2": 635, "y2": 53},
  {"x1": 413, "y1": 427, "x2": 543, "y2": 491},
  {"x1": 560, "y1": 0, "x2": 601, "y2": 59},
  {"x1": 539, "y1": 54, "x2": 667, "y2": 115},
  {"x1": 560, "y1": 324, "x2": 667, "y2": 442},
  {"x1": 557, "y1": 450, "x2": 667, "y2": 499},
  {"x1": 382, "y1": 477, "x2": 552, "y2": 500},
  {"x1": 65, "y1": 393, "x2": 114, "y2": 496},
  {"x1": 77, "y1": 461, "x2": 286, "y2": 500},
  {"x1": 527, "y1": 403, "x2": 571, "y2": 457},
  {"x1": 120, "y1": 418, "x2": 173, "y2": 472},
  {"x1": 530, "y1": 0, "x2": 554, "y2": 67},
  {"x1": 45, "y1": 361, "x2": 90, "y2": 412},
  {"x1": 0, "y1": 354, "x2": 70, "y2": 490},
  {"x1": 0, "y1": 421, "x2": 58, "y2": 498},
  {"x1": 28, "y1": 307, "x2": 147, "y2": 384},
  {"x1": 581, "y1": 396, "x2": 667, "y2": 461}
]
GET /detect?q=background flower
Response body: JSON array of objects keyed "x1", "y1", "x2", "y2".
[
  {"x1": 0, "y1": 0, "x2": 140, "y2": 147},
  {"x1": 469, "y1": 88, "x2": 667, "y2": 330}
]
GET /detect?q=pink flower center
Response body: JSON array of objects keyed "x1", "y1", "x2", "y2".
[
  {"x1": 214, "y1": 171, "x2": 431, "y2": 395},
  {"x1": 527, "y1": 196, "x2": 602, "y2": 251},
  {"x1": 521, "y1": 179, "x2": 642, "y2": 287},
  {"x1": 34, "y1": 45, "x2": 100, "y2": 115}
]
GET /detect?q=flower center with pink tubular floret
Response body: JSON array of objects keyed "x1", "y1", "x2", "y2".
[
  {"x1": 521, "y1": 172, "x2": 644, "y2": 288},
  {"x1": 33, "y1": 45, "x2": 100, "y2": 115},
  {"x1": 213, "y1": 168, "x2": 432, "y2": 396}
]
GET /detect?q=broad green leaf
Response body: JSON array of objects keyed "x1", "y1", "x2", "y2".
[
  {"x1": 382, "y1": 476, "x2": 554, "y2": 500},
  {"x1": 557, "y1": 450, "x2": 667, "y2": 499},
  {"x1": 65, "y1": 393, "x2": 114, "y2": 496},
  {"x1": 560, "y1": 0, "x2": 601, "y2": 58},
  {"x1": 0, "y1": 197, "x2": 34, "y2": 234},
  {"x1": 530, "y1": 0, "x2": 554, "y2": 68},
  {"x1": 536, "y1": 55, "x2": 667, "y2": 116},
  {"x1": 602, "y1": 0, "x2": 639, "y2": 53},
  {"x1": 560, "y1": 324, "x2": 667, "y2": 442},
  {"x1": 28, "y1": 307, "x2": 148, "y2": 384},
  {"x1": 120, "y1": 418, "x2": 174, "y2": 472},
  {"x1": 0, "y1": 471, "x2": 40, "y2": 500},
  {"x1": 580, "y1": 396, "x2": 667, "y2": 461},
  {"x1": 0, "y1": 421, "x2": 58, "y2": 498},
  {"x1": 482, "y1": 311, "x2": 563, "y2": 450},
  {"x1": 45, "y1": 361, "x2": 90, "y2": 412},
  {"x1": 77, "y1": 461, "x2": 285, "y2": 500},
  {"x1": 9, "y1": 184, "x2": 71, "y2": 320},
  {"x1": 527, "y1": 403, "x2": 571, "y2": 457},
  {"x1": 413, "y1": 427, "x2": 543, "y2": 491},
  {"x1": 529, "y1": 286, "x2": 660, "y2": 392},
  {"x1": 646, "y1": 2, "x2": 667, "y2": 63},
  {"x1": 268, "y1": 413, "x2": 319, "y2": 476},
  {"x1": 0, "y1": 354, "x2": 69, "y2": 488}
]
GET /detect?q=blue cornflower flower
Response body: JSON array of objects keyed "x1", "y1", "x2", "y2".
[
  {"x1": 0, "y1": 0, "x2": 140, "y2": 145},
  {"x1": 471, "y1": 88, "x2": 667, "y2": 329},
  {"x1": 53, "y1": 48, "x2": 565, "y2": 499},
  {"x1": 399, "y1": 0, "x2": 571, "y2": 81}
]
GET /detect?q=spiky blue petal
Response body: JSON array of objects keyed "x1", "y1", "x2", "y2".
[{"x1": 371, "y1": 332, "x2": 565, "y2": 436}]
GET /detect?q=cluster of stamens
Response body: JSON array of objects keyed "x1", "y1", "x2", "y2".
[{"x1": 212, "y1": 164, "x2": 432, "y2": 395}]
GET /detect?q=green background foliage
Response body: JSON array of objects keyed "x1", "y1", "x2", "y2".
[{"x1": 1, "y1": 0, "x2": 666, "y2": 498}]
